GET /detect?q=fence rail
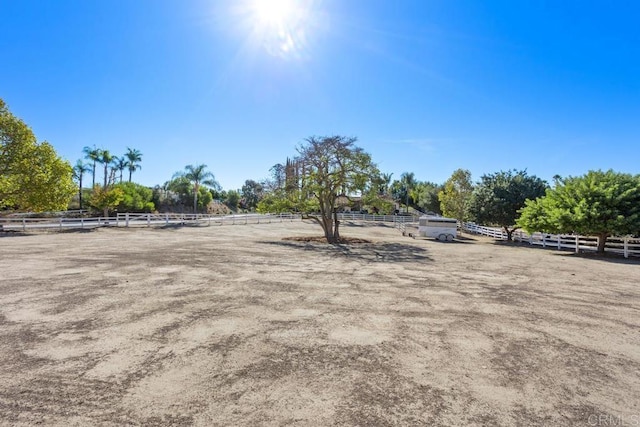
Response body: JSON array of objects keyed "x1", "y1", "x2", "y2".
[
  {"x1": 0, "y1": 213, "x2": 303, "y2": 231},
  {"x1": 4, "y1": 212, "x2": 635, "y2": 259},
  {"x1": 117, "y1": 212, "x2": 302, "y2": 227},
  {"x1": 462, "y1": 223, "x2": 640, "y2": 259},
  {"x1": 0, "y1": 212, "x2": 418, "y2": 231},
  {"x1": 0, "y1": 216, "x2": 118, "y2": 231}
]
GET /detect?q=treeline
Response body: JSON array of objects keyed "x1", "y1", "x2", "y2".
[
  {"x1": 2, "y1": 98, "x2": 639, "y2": 251},
  {"x1": 238, "y1": 139, "x2": 640, "y2": 250}
]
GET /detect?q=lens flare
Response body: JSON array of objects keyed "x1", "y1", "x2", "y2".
[{"x1": 240, "y1": 0, "x2": 317, "y2": 59}]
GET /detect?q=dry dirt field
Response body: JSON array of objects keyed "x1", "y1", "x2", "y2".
[{"x1": 0, "y1": 220, "x2": 638, "y2": 426}]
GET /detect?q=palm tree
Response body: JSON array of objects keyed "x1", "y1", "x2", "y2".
[
  {"x1": 400, "y1": 172, "x2": 417, "y2": 213},
  {"x1": 380, "y1": 172, "x2": 393, "y2": 195},
  {"x1": 72, "y1": 160, "x2": 91, "y2": 210},
  {"x1": 82, "y1": 146, "x2": 102, "y2": 188},
  {"x1": 112, "y1": 156, "x2": 128, "y2": 183},
  {"x1": 173, "y1": 164, "x2": 218, "y2": 213},
  {"x1": 97, "y1": 149, "x2": 114, "y2": 188},
  {"x1": 125, "y1": 147, "x2": 142, "y2": 182}
]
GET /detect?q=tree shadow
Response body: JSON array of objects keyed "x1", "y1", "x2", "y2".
[
  {"x1": 486, "y1": 239, "x2": 639, "y2": 264},
  {"x1": 58, "y1": 228, "x2": 100, "y2": 234},
  {"x1": 453, "y1": 234, "x2": 480, "y2": 242},
  {"x1": 0, "y1": 228, "x2": 99, "y2": 237},
  {"x1": 339, "y1": 221, "x2": 398, "y2": 228},
  {"x1": 152, "y1": 222, "x2": 212, "y2": 230},
  {"x1": 260, "y1": 239, "x2": 433, "y2": 263},
  {"x1": 0, "y1": 230, "x2": 32, "y2": 238},
  {"x1": 410, "y1": 236, "x2": 475, "y2": 245},
  {"x1": 551, "y1": 251, "x2": 640, "y2": 265}
]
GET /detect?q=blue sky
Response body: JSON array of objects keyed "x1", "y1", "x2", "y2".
[{"x1": 2, "y1": 0, "x2": 639, "y2": 190}]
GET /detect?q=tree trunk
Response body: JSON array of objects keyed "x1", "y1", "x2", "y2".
[
  {"x1": 78, "y1": 176, "x2": 83, "y2": 210},
  {"x1": 193, "y1": 184, "x2": 199, "y2": 213},
  {"x1": 597, "y1": 233, "x2": 609, "y2": 253},
  {"x1": 323, "y1": 215, "x2": 335, "y2": 243},
  {"x1": 318, "y1": 208, "x2": 340, "y2": 244},
  {"x1": 504, "y1": 226, "x2": 514, "y2": 242},
  {"x1": 333, "y1": 209, "x2": 340, "y2": 242}
]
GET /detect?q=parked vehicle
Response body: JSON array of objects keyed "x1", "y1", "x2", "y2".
[{"x1": 418, "y1": 215, "x2": 457, "y2": 241}]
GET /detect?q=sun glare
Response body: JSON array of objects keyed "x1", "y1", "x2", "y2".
[
  {"x1": 253, "y1": 0, "x2": 295, "y2": 26},
  {"x1": 237, "y1": 0, "x2": 317, "y2": 59}
]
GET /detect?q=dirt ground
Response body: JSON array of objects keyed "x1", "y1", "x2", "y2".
[{"x1": 0, "y1": 220, "x2": 638, "y2": 426}]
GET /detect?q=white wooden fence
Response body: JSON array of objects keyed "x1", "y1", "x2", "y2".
[
  {"x1": 462, "y1": 223, "x2": 640, "y2": 259},
  {"x1": 0, "y1": 213, "x2": 302, "y2": 231},
  {"x1": 3, "y1": 212, "x2": 635, "y2": 259},
  {"x1": 0, "y1": 212, "x2": 417, "y2": 232},
  {"x1": 0, "y1": 216, "x2": 116, "y2": 231},
  {"x1": 116, "y1": 212, "x2": 302, "y2": 227}
]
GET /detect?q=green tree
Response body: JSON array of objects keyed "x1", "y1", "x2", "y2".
[
  {"x1": 469, "y1": 170, "x2": 547, "y2": 241},
  {"x1": 173, "y1": 164, "x2": 219, "y2": 213},
  {"x1": 400, "y1": 172, "x2": 417, "y2": 213},
  {"x1": 257, "y1": 190, "x2": 292, "y2": 213},
  {"x1": 114, "y1": 182, "x2": 155, "y2": 212},
  {"x1": 241, "y1": 180, "x2": 264, "y2": 210},
  {"x1": 266, "y1": 163, "x2": 286, "y2": 191},
  {"x1": 125, "y1": 147, "x2": 142, "y2": 182},
  {"x1": 379, "y1": 172, "x2": 393, "y2": 196},
  {"x1": 224, "y1": 189, "x2": 240, "y2": 211},
  {"x1": 152, "y1": 182, "x2": 174, "y2": 211},
  {"x1": 166, "y1": 176, "x2": 213, "y2": 212},
  {"x1": 361, "y1": 190, "x2": 395, "y2": 214},
  {"x1": 438, "y1": 169, "x2": 474, "y2": 223},
  {"x1": 73, "y1": 160, "x2": 91, "y2": 210},
  {"x1": 296, "y1": 135, "x2": 377, "y2": 243},
  {"x1": 361, "y1": 171, "x2": 394, "y2": 214},
  {"x1": 257, "y1": 188, "x2": 319, "y2": 214},
  {"x1": 196, "y1": 186, "x2": 213, "y2": 211},
  {"x1": 413, "y1": 181, "x2": 443, "y2": 214},
  {"x1": 209, "y1": 186, "x2": 224, "y2": 201},
  {"x1": 1, "y1": 98, "x2": 75, "y2": 212},
  {"x1": 89, "y1": 185, "x2": 124, "y2": 218},
  {"x1": 517, "y1": 170, "x2": 640, "y2": 253}
]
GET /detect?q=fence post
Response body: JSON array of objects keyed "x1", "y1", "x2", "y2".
[
  {"x1": 165, "y1": 213, "x2": 169, "y2": 225},
  {"x1": 624, "y1": 236, "x2": 629, "y2": 259},
  {"x1": 147, "y1": 213, "x2": 151, "y2": 227},
  {"x1": 81, "y1": 217, "x2": 84, "y2": 229},
  {"x1": 22, "y1": 218, "x2": 26, "y2": 231},
  {"x1": 60, "y1": 217, "x2": 63, "y2": 230},
  {"x1": 557, "y1": 235, "x2": 561, "y2": 250},
  {"x1": 126, "y1": 212, "x2": 130, "y2": 228},
  {"x1": 575, "y1": 235, "x2": 579, "y2": 253},
  {"x1": 542, "y1": 234, "x2": 546, "y2": 248}
]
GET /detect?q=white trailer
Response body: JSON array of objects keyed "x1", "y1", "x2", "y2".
[{"x1": 418, "y1": 216, "x2": 458, "y2": 241}]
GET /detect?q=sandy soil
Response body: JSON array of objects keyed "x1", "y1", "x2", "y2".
[{"x1": 0, "y1": 220, "x2": 638, "y2": 426}]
